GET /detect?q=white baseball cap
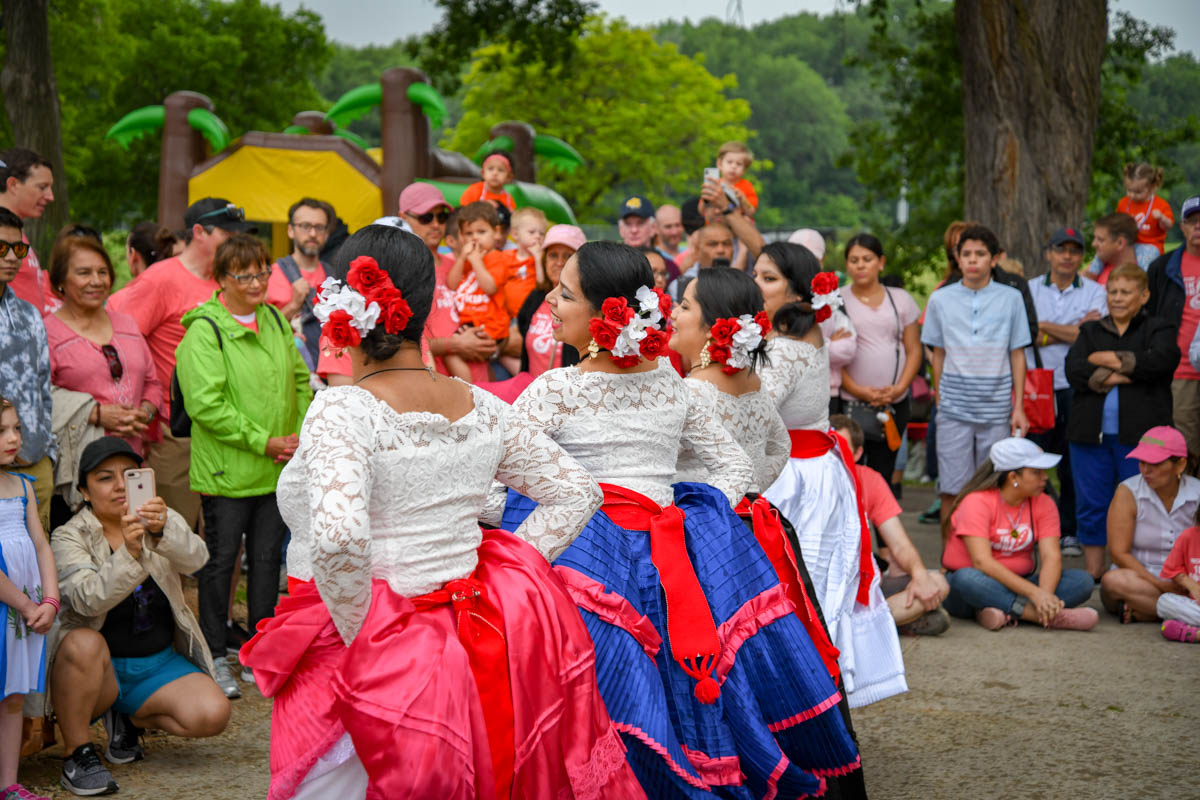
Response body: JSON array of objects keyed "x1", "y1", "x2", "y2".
[
  {"x1": 787, "y1": 228, "x2": 826, "y2": 261},
  {"x1": 989, "y1": 438, "x2": 1061, "y2": 472}
]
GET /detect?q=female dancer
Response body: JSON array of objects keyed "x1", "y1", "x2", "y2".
[
  {"x1": 495, "y1": 242, "x2": 860, "y2": 799},
  {"x1": 755, "y1": 241, "x2": 907, "y2": 709},
  {"x1": 241, "y1": 226, "x2": 643, "y2": 800},
  {"x1": 670, "y1": 268, "x2": 867, "y2": 799}
]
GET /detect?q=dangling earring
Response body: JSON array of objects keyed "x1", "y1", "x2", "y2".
[
  {"x1": 587, "y1": 339, "x2": 600, "y2": 359},
  {"x1": 698, "y1": 341, "x2": 712, "y2": 369}
]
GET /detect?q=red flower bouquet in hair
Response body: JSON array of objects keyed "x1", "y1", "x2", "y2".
[
  {"x1": 323, "y1": 310, "x2": 362, "y2": 349},
  {"x1": 654, "y1": 287, "x2": 673, "y2": 320},
  {"x1": 373, "y1": 288, "x2": 414, "y2": 334},
  {"x1": 810, "y1": 271, "x2": 842, "y2": 324},
  {"x1": 588, "y1": 318, "x2": 621, "y2": 351},
  {"x1": 639, "y1": 327, "x2": 670, "y2": 360},
  {"x1": 811, "y1": 271, "x2": 839, "y2": 296},
  {"x1": 601, "y1": 297, "x2": 635, "y2": 326},
  {"x1": 709, "y1": 318, "x2": 738, "y2": 348},
  {"x1": 347, "y1": 256, "x2": 392, "y2": 297}
]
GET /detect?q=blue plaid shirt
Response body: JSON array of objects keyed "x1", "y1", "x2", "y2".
[{"x1": 0, "y1": 286, "x2": 56, "y2": 464}]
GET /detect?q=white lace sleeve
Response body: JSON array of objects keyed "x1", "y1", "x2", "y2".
[
  {"x1": 303, "y1": 389, "x2": 375, "y2": 644},
  {"x1": 761, "y1": 338, "x2": 817, "y2": 408},
  {"x1": 761, "y1": 407, "x2": 790, "y2": 491},
  {"x1": 681, "y1": 390, "x2": 753, "y2": 506},
  {"x1": 676, "y1": 379, "x2": 719, "y2": 471},
  {"x1": 491, "y1": 396, "x2": 602, "y2": 561}
]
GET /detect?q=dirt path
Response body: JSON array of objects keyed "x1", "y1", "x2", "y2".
[{"x1": 18, "y1": 485, "x2": 1198, "y2": 798}]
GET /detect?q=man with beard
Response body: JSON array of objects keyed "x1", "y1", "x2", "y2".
[{"x1": 267, "y1": 197, "x2": 335, "y2": 366}]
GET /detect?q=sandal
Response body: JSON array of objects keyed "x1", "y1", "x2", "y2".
[{"x1": 1115, "y1": 600, "x2": 1135, "y2": 624}]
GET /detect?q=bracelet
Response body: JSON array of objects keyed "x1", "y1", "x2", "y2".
[{"x1": 41, "y1": 597, "x2": 59, "y2": 613}]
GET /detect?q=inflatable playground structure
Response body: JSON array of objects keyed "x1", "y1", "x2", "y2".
[{"x1": 106, "y1": 67, "x2": 583, "y2": 255}]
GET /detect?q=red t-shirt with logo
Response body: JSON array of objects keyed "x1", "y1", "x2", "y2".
[
  {"x1": 942, "y1": 489, "x2": 1060, "y2": 575},
  {"x1": 524, "y1": 300, "x2": 561, "y2": 377},
  {"x1": 454, "y1": 251, "x2": 510, "y2": 340},
  {"x1": 1117, "y1": 194, "x2": 1173, "y2": 254},
  {"x1": 1175, "y1": 250, "x2": 1200, "y2": 380},
  {"x1": 1161, "y1": 526, "x2": 1200, "y2": 583},
  {"x1": 107, "y1": 257, "x2": 219, "y2": 416}
]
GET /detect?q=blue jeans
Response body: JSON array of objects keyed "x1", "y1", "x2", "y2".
[
  {"x1": 1069, "y1": 437, "x2": 1139, "y2": 546},
  {"x1": 943, "y1": 567, "x2": 1095, "y2": 618}
]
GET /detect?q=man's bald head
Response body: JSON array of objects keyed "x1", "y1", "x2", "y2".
[{"x1": 655, "y1": 205, "x2": 684, "y2": 251}]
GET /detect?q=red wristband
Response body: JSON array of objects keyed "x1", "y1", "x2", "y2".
[{"x1": 41, "y1": 597, "x2": 60, "y2": 613}]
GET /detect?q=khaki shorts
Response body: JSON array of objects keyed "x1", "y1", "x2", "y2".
[
  {"x1": 3, "y1": 455, "x2": 53, "y2": 535},
  {"x1": 148, "y1": 430, "x2": 201, "y2": 530},
  {"x1": 1172, "y1": 378, "x2": 1200, "y2": 461}
]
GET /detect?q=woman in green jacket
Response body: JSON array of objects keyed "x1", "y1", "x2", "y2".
[{"x1": 175, "y1": 233, "x2": 311, "y2": 698}]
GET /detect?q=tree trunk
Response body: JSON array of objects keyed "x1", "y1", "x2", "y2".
[
  {"x1": 1, "y1": 0, "x2": 70, "y2": 259},
  {"x1": 956, "y1": 0, "x2": 1106, "y2": 276}
]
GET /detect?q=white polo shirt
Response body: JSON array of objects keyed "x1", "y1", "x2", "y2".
[{"x1": 1026, "y1": 274, "x2": 1108, "y2": 390}]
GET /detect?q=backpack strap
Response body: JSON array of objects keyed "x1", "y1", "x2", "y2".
[
  {"x1": 276, "y1": 255, "x2": 301, "y2": 284},
  {"x1": 197, "y1": 316, "x2": 223, "y2": 350},
  {"x1": 263, "y1": 303, "x2": 287, "y2": 335}
]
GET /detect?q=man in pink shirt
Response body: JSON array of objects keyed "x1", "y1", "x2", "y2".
[
  {"x1": 0, "y1": 147, "x2": 57, "y2": 314},
  {"x1": 108, "y1": 197, "x2": 257, "y2": 526},
  {"x1": 267, "y1": 197, "x2": 335, "y2": 367}
]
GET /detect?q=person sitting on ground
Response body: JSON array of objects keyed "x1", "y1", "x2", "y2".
[
  {"x1": 1065, "y1": 263, "x2": 1179, "y2": 579},
  {"x1": 49, "y1": 437, "x2": 229, "y2": 797},
  {"x1": 1099, "y1": 425, "x2": 1200, "y2": 624},
  {"x1": 941, "y1": 437, "x2": 1098, "y2": 631},
  {"x1": 446, "y1": 201, "x2": 510, "y2": 382},
  {"x1": 1157, "y1": 509, "x2": 1200, "y2": 643},
  {"x1": 831, "y1": 415, "x2": 950, "y2": 636}
]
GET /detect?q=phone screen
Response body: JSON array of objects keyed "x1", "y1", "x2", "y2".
[
  {"x1": 124, "y1": 468, "x2": 156, "y2": 520},
  {"x1": 703, "y1": 167, "x2": 720, "y2": 184}
]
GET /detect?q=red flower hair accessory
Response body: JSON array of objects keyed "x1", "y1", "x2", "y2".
[
  {"x1": 314, "y1": 256, "x2": 413, "y2": 347},
  {"x1": 704, "y1": 313, "x2": 768, "y2": 374},
  {"x1": 810, "y1": 271, "x2": 842, "y2": 323},
  {"x1": 586, "y1": 286, "x2": 672, "y2": 367}
]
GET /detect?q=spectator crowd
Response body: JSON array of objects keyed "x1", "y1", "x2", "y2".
[{"x1": 0, "y1": 134, "x2": 1197, "y2": 799}]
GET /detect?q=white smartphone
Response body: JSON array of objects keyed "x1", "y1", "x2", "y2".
[
  {"x1": 703, "y1": 167, "x2": 721, "y2": 184},
  {"x1": 124, "y1": 468, "x2": 156, "y2": 520}
]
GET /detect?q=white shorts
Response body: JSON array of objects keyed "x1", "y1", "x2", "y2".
[{"x1": 936, "y1": 416, "x2": 1009, "y2": 495}]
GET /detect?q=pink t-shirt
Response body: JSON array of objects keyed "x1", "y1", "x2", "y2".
[
  {"x1": 524, "y1": 300, "x2": 562, "y2": 377},
  {"x1": 855, "y1": 464, "x2": 902, "y2": 529},
  {"x1": 107, "y1": 257, "x2": 218, "y2": 416},
  {"x1": 7, "y1": 234, "x2": 58, "y2": 315},
  {"x1": 1175, "y1": 250, "x2": 1200, "y2": 380},
  {"x1": 943, "y1": 489, "x2": 1060, "y2": 575},
  {"x1": 45, "y1": 310, "x2": 163, "y2": 454},
  {"x1": 1161, "y1": 525, "x2": 1200, "y2": 582},
  {"x1": 840, "y1": 286, "x2": 920, "y2": 399},
  {"x1": 428, "y1": 253, "x2": 488, "y2": 382},
  {"x1": 266, "y1": 259, "x2": 326, "y2": 310}
]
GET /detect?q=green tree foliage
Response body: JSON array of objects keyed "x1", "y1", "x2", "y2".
[
  {"x1": 0, "y1": 0, "x2": 330, "y2": 229},
  {"x1": 442, "y1": 17, "x2": 751, "y2": 224},
  {"x1": 411, "y1": 0, "x2": 595, "y2": 95}
]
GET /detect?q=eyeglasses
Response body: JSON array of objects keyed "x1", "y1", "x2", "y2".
[
  {"x1": 229, "y1": 269, "x2": 270, "y2": 285},
  {"x1": 0, "y1": 240, "x2": 29, "y2": 259},
  {"x1": 195, "y1": 203, "x2": 245, "y2": 223},
  {"x1": 66, "y1": 224, "x2": 103, "y2": 243},
  {"x1": 290, "y1": 222, "x2": 327, "y2": 234},
  {"x1": 100, "y1": 344, "x2": 123, "y2": 382},
  {"x1": 412, "y1": 210, "x2": 451, "y2": 225}
]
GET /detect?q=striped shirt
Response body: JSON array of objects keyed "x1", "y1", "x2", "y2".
[{"x1": 922, "y1": 279, "x2": 1031, "y2": 424}]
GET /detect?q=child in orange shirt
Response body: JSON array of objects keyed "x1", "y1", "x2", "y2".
[
  {"x1": 446, "y1": 201, "x2": 509, "y2": 381},
  {"x1": 458, "y1": 152, "x2": 516, "y2": 211},
  {"x1": 716, "y1": 141, "x2": 758, "y2": 216},
  {"x1": 1087, "y1": 161, "x2": 1173, "y2": 277},
  {"x1": 496, "y1": 207, "x2": 547, "y2": 375}
]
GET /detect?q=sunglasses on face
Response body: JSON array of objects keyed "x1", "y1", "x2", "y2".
[
  {"x1": 0, "y1": 240, "x2": 29, "y2": 259},
  {"x1": 412, "y1": 210, "x2": 451, "y2": 225},
  {"x1": 100, "y1": 344, "x2": 123, "y2": 382},
  {"x1": 229, "y1": 270, "x2": 270, "y2": 285},
  {"x1": 195, "y1": 203, "x2": 246, "y2": 223}
]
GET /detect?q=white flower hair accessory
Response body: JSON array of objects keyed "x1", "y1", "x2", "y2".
[
  {"x1": 313, "y1": 277, "x2": 381, "y2": 348},
  {"x1": 703, "y1": 311, "x2": 772, "y2": 374},
  {"x1": 587, "y1": 285, "x2": 674, "y2": 367}
]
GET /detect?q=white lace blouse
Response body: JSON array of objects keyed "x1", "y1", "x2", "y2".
[
  {"x1": 494, "y1": 359, "x2": 753, "y2": 510},
  {"x1": 760, "y1": 337, "x2": 831, "y2": 431},
  {"x1": 278, "y1": 384, "x2": 601, "y2": 644},
  {"x1": 675, "y1": 378, "x2": 789, "y2": 494}
]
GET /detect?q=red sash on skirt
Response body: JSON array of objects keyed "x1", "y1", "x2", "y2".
[
  {"x1": 734, "y1": 495, "x2": 842, "y2": 682},
  {"x1": 599, "y1": 483, "x2": 723, "y2": 704},
  {"x1": 787, "y1": 429, "x2": 876, "y2": 607}
]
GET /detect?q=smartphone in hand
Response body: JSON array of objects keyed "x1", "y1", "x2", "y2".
[{"x1": 124, "y1": 468, "x2": 156, "y2": 521}]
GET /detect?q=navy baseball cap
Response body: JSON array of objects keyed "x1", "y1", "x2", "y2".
[
  {"x1": 1181, "y1": 195, "x2": 1200, "y2": 221},
  {"x1": 184, "y1": 197, "x2": 258, "y2": 234},
  {"x1": 1048, "y1": 227, "x2": 1085, "y2": 247},
  {"x1": 617, "y1": 195, "x2": 655, "y2": 221}
]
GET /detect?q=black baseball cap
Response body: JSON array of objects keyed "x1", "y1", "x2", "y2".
[
  {"x1": 77, "y1": 437, "x2": 143, "y2": 489},
  {"x1": 184, "y1": 197, "x2": 258, "y2": 234},
  {"x1": 617, "y1": 195, "x2": 655, "y2": 221},
  {"x1": 1048, "y1": 227, "x2": 1085, "y2": 248}
]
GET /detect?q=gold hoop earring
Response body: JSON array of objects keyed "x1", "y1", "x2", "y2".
[
  {"x1": 587, "y1": 339, "x2": 600, "y2": 359},
  {"x1": 698, "y1": 341, "x2": 712, "y2": 370}
]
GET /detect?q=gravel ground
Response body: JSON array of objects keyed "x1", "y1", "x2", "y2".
[{"x1": 16, "y1": 485, "x2": 1198, "y2": 799}]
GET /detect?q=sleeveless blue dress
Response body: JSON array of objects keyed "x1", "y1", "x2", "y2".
[{"x1": 0, "y1": 474, "x2": 46, "y2": 698}]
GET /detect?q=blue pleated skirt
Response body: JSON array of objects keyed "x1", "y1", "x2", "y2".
[{"x1": 502, "y1": 482, "x2": 860, "y2": 799}]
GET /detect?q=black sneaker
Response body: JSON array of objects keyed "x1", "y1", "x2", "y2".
[
  {"x1": 61, "y1": 743, "x2": 118, "y2": 796},
  {"x1": 102, "y1": 707, "x2": 144, "y2": 764},
  {"x1": 226, "y1": 620, "x2": 251, "y2": 657}
]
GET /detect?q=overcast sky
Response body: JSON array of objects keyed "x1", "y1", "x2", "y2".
[{"x1": 277, "y1": 0, "x2": 1200, "y2": 56}]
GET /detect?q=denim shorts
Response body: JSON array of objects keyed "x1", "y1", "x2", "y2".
[{"x1": 110, "y1": 646, "x2": 201, "y2": 715}]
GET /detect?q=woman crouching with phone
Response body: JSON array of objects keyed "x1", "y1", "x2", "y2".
[{"x1": 48, "y1": 437, "x2": 229, "y2": 796}]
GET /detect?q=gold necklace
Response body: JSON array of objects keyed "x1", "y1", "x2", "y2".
[{"x1": 1002, "y1": 499, "x2": 1026, "y2": 539}]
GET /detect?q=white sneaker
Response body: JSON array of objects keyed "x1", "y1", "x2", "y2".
[
  {"x1": 240, "y1": 666, "x2": 255, "y2": 685},
  {"x1": 212, "y1": 659, "x2": 242, "y2": 699},
  {"x1": 1060, "y1": 535, "x2": 1083, "y2": 557}
]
